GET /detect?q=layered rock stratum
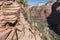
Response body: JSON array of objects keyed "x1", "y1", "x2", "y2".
[{"x1": 0, "y1": 1, "x2": 42, "y2": 40}]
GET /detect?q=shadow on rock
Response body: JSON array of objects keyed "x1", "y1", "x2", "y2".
[{"x1": 47, "y1": 1, "x2": 60, "y2": 36}]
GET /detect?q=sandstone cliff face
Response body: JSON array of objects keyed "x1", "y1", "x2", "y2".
[
  {"x1": 28, "y1": 4, "x2": 52, "y2": 19},
  {"x1": 0, "y1": 0, "x2": 60, "y2": 40},
  {"x1": 0, "y1": 1, "x2": 42, "y2": 40},
  {"x1": 28, "y1": 0, "x2": 57, "y2": 19},
  {"x1": 40, "y1": 5, "x2": 51, "y2": 19}
]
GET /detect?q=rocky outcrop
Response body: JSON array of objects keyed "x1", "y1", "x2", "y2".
[
  {"x1": 40, "y1": 5, "x2": 51, "y2": 19},
  {"x1": 0, "y1": 1, "x2": 42, "y2": 40},
  {"x1": 28, "y1": 0, "x2": 56, "y2": 19}
]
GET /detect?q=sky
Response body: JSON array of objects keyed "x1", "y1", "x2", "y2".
[{"x1": 28, "y1": 0, "x2": 51, "y2": 6}]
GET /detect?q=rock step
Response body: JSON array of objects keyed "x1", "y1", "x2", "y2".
[
  {"x1": 3, "y1": 2, "x2": 20, "y2": 8},
  {"x1": 0, "y1": 1, "x2": 3, "y2": 5},
  {"x1": 3, "y1": 6, "x2": 20, "y2": 8},
  {"x1": 3, "y1": 10, "x2": 19, "y2": 13},
  {"x1": 0, "y1": 20, "x2": 16, "y2": 24},
  {"x1": 3, "y1": 18, "x2": 17, "y2": 20},
  {"x1": 3, "y1": 13, "x2": 17, "y2": 16},
  {"x1": 3, "y1": 6, "x2": 20, "y2": 9},
  {"x1": 3, "y1": 14, "x2": 17, "y2": 17},
  {"x1": 3, "y1": 8, "x2": 20, "y2": 14}
]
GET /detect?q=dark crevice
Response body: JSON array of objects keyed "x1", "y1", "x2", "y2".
[
  {"x1": 15, "y1": 29, "x2": 18, "y2": 40},
  {"x1": 47, "y1": 1, "x2": 60, "y2": 36},
  {"x1": 5, "y1": 30, "x2": 12, "y2": 39}
]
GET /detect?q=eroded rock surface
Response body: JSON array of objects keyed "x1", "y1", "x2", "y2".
[{"x1": 0, "y1": 1, "x2": 42, "y2": 40}]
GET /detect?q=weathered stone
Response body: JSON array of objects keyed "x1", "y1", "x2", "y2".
[{"x1": 0, "y1": 1, "x2": 42, "y2": 40}]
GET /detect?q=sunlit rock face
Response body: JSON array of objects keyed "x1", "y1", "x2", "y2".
[
  {"x1": 0, "y1": 1, "x2": 20, "y2": 26},
  {"x1": 40, "y1": 5, "x2": 51, "y2": 19},
  {"x1": 27, "y1": 6, "x2": 41, "y2": 20},
  {"x1": 28, "y1": 1, "x2": 54, "y2": 19},
  {"x1": 0, "y1": 1, "x2": 42, "y2": 40}
]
